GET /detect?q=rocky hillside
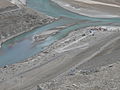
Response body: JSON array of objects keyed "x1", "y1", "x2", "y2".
[
  {"x1": 32, "y1": 62, "x2": 120, "y2": 90},
  {"x1": 0, "y1": 7, "x2": 55, "y2": 43}
]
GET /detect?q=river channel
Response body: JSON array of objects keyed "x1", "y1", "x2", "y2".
[{"x1": 0, "y1": 0, "x2": 120, "y2": 66}]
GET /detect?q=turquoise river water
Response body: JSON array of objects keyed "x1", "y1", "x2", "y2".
[{"x1": 0, "y1": 0, "x2": 120, "y2": 66}]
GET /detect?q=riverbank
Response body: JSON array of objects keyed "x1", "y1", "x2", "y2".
[
  {"x1": 0, "y1": 26, "x2": 120, "y2": 90},
  {"x1": 0, "y1": 7, "x2": 56, "y2": 47},
  {"x1": 51, "y1": 0, "x2": 120, "y2": 18}
]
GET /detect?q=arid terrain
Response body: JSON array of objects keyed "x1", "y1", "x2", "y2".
[{"x1": 0, "y1": 0, "x2": 120, "y2": 90}]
